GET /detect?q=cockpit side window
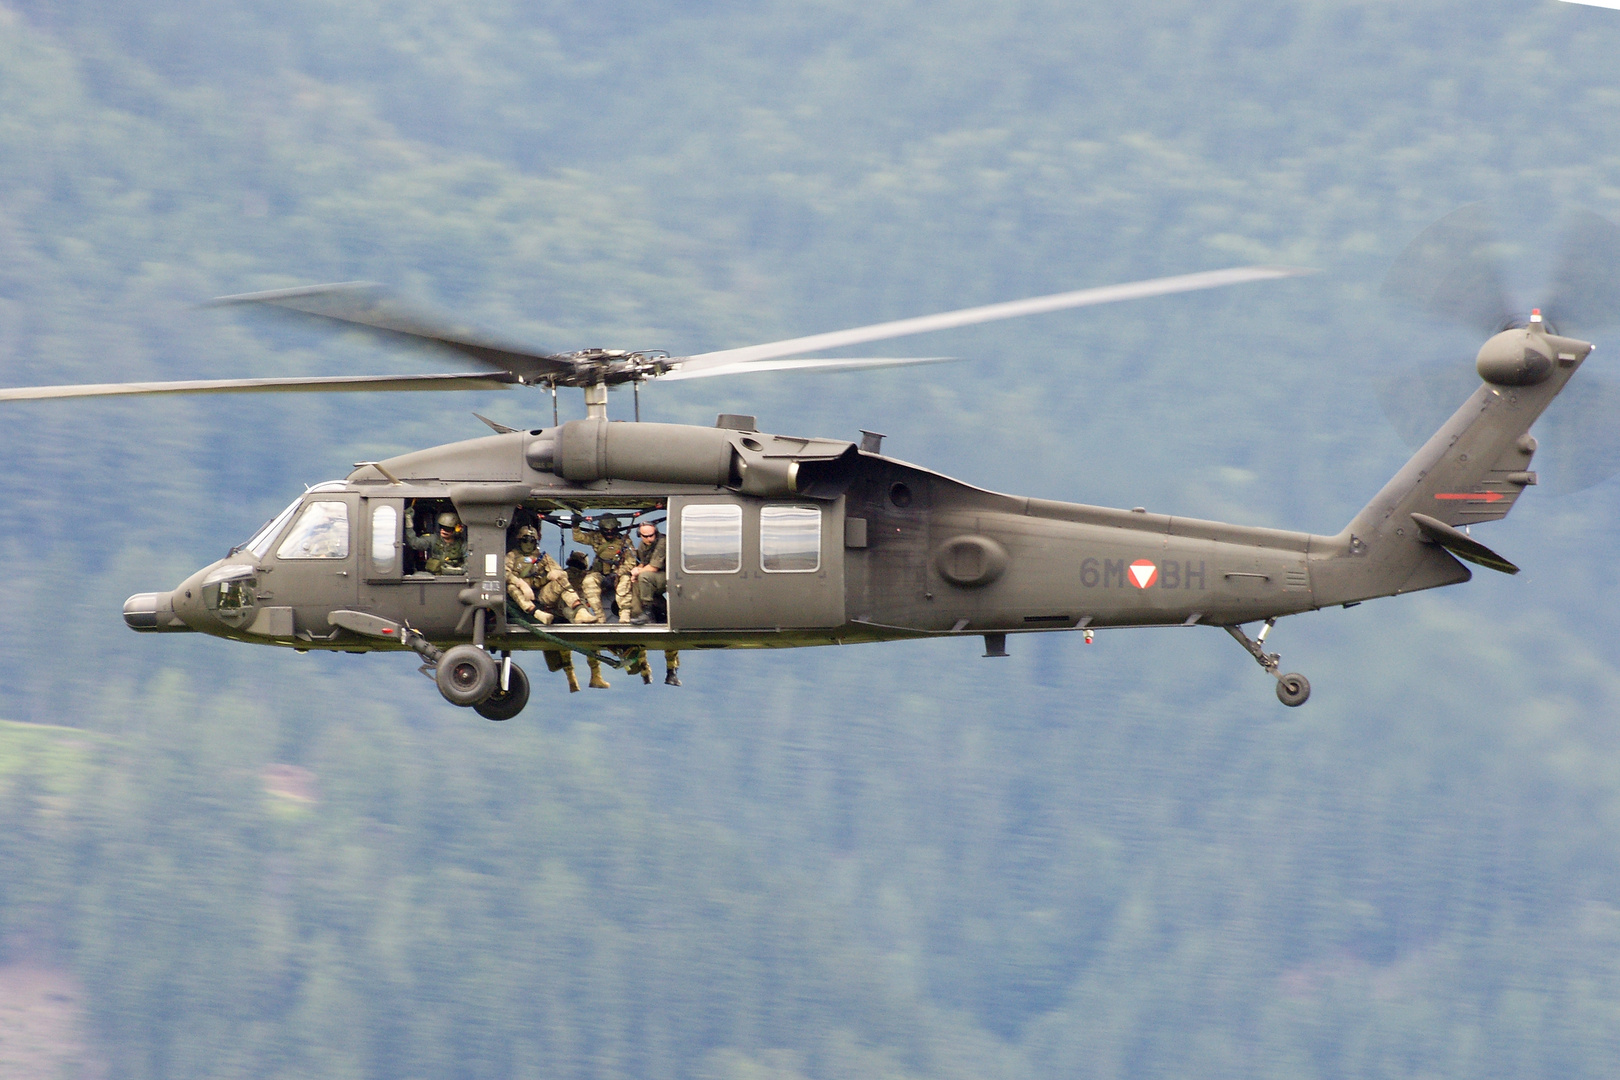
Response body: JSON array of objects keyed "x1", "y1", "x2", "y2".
[
  {"x1": 276, "y1": 501, "x2": 351, "y2": 560},
  {"x1": 245, "y1": 497, "x2": 304, "y2": 559}
]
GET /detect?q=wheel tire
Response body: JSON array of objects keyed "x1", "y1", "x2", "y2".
[
  {"x1": 436, "y1": 644, "x2": 499, "y2": 707},
  {"x1": 1276, "y1": 673, "x2": 1311, "y2": 707},
  {"x1": 475, "y1": 662, "x2": 530, "y2": 721}
]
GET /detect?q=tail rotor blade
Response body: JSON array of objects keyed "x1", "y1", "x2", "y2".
[
  {"x1": 1543, "y1": 209, "x2": 1620, "y2": 335},
  {"x1": 1381, "y1": 203, "x2": 1513, "y2": 336},
  {"x1": 1532, "y1": 375, "x2": 1620, "y2": 493},
  {"x1": 1375, "y1": 362, "x2": 1620, "y2": 494}
]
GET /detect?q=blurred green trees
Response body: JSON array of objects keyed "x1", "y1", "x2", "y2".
[{"x1": 5, "y1": 0, "x2": 1620, "y2": 1076}]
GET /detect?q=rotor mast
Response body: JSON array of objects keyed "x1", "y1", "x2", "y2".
[{"x1": 584, "y1": 381, "x2": 609, "y2": 420}]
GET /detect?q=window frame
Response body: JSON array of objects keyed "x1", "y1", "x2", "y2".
[
  {"x1": 759, "y1": 504, "x2": 822, "y2": 574},
  {"x1": 679, "y1": 503, "x2": 743, "y2": 574},
  {"x1": 275, "y1": 500, "x2": 352, "y2": 561}
]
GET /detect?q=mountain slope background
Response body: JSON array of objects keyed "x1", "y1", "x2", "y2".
[{"x1": 4, "y1": 1, "x2": 1620, "y2": 1077}]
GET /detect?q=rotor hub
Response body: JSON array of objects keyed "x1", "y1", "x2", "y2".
[{"x1": 1476, "y1": 310, "x2": 1592, "y2": 387}]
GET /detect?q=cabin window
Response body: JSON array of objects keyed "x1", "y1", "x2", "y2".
[
  {"x1": 276, "y1": 501, "x2": 350, "y2": 559},
  {"x1": 680, "y1": 503, "x2": 742, "y2": 573},
  {"x1": 370, "y1": 504, "x2": 398, "y2": 574},
  {"x1": 760, "y1": 505, "x2": 821, "y2": 572}
]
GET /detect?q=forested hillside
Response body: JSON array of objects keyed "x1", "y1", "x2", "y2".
[{"x1": 4, "y1": 1, "x2": 1620, "y2": 1077}]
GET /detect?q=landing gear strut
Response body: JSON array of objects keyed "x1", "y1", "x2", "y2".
[{"x1": 1223, "y1": 619, "x2": 1311, "y2": 707}]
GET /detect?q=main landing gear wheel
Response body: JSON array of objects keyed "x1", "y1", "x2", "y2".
[
  {"x1": 475, "y1": 661, "x2": 530, "y2": 721},
  {"x1": 436, "y1": 644, "x2": 499, "y2": 707},
  {"x1": 1275, "y1": 673, "x2": 1311, "y2": 708}
]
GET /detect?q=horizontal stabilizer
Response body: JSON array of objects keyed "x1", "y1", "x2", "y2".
[{"x1": 1409, "y1": 513, "x2": 1520, "y2": 575}]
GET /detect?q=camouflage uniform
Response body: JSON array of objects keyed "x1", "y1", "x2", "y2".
[
  {"x1": 407, "y1": 513, "x2": 467, "y2": 574},
  {"x1": 547, "y1": 646, "x2": 609, "y2": 692},
  {"x1": 623, "y1": 645, "x2": 680, "y2": 685},
  {"x1": 572, "y1": 518, "x2": 634, "y2": 618},
  {"x1": 626, "y1": 527, "x2": 679, "y2": 684},
  {"x1": 565, "y1": 552, "x2": 611, "y2": 688},
  {"x1": 506, "y1": 544, "x2": 599, "y2": 625}
]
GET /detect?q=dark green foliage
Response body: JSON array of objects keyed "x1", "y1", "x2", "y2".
[{"x1": 5, "y1": 0, "x2": 1620, "y2": 1077}]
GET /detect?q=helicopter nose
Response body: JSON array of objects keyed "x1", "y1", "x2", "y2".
[{"x1": 124, "y1": 591, "x2": 193, "y2": 633}]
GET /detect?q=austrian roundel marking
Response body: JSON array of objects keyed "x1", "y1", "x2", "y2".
[{"x1": 1128, "y1": 559, "x2": 1158, "y2": 589}]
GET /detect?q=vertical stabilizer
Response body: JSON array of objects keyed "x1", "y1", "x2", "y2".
[{"x1": 1311, "y1": 316, "x2": 1593, "y2": 606}]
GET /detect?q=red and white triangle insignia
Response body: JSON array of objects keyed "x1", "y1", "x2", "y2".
[{"x1": 1128, "y1": 559, "x2": 1158, "y2": 589}]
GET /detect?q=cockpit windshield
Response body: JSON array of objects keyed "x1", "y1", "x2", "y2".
[{"x1": 243, "y1": 497, "x2": 302, "y2": 559}]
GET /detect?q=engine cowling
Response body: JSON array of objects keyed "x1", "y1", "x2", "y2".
[{"x1": 525, "y1": 418, "x2": 860, "y2": 499}]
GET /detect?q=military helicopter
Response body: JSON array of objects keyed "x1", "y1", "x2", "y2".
[{"x1": 4, "y1": 208, "x2": 1613, "y2": 718}]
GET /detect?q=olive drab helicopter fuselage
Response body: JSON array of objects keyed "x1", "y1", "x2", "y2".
[
  {"x1": 123, "y1": 309, "x2": 1588, "y2": 714},
  {"x1": 10, "y1": 215, "x2": 1610, "y2": 717}
]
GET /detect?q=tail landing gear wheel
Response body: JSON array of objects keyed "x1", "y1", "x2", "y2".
[
  {"x1": 1276, "y1": 673, "x2": 1311, "y2": 707},
  {"x1": 475, "y1": 662, "x2": 530, "y2": 721},
  {"x1": 1224, "y1": 621, "x2": 1312, "y2": 707},
  {"x1": 436, "y1": 644, "x2": 498, "y2": 706}
]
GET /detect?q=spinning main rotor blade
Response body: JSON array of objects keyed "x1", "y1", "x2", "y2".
[
  {"x1": 658, "y1": 356, "x2": 958, "y2": 382},
  {"x1": 1560, "y1": 1, "x2": 1620, "y2": 9},
  {"x1": 0, "y1": 266, "x2": 1312, "y2": 405},
  {"x1": 673, "y1": 265, "x2": 1315, "y2": 373},
  {"x1": 210, "y1": 283, "x2": 574, "y2": 383},
  {"x1": 0, "y1": 372, "x2": 519, "y2": 402}
]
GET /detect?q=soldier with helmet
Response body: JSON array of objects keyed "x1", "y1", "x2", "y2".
[
  {"x1": 572, "y1": 513, "x2": 635, "y2": 619},
  {"x1": 564, "y1": 550, "x2": 611, "y2": 689},
  {"x1": 505, "y1": 524, "x2": 600, "y2": 627},
  {"x1": 407, "y1": 509, "x2": 467, "y2": 574}
]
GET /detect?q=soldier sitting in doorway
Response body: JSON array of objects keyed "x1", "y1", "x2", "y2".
[
  {"x1": 505, "y1": 525, "x2": 600, "y2": 627},
  {"x1": 625, "y1": 518, "x2": 679, "y2": 686},
  {"x1": 627, "y1": 520, "x2": 669, "y2": 625},
  {"x1": 571, "y1": 513, "x2": 634, "y2": 621},
  {"x1": 563, "y1": 551, "x2": 611, "y2": 689}
]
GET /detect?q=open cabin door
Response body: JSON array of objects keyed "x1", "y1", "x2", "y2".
[{"x1": 668, "y1": 495, "x2": 845, "y2": 630}]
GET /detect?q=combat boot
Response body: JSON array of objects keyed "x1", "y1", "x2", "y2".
[
  {"x1": 570, "y1": 603, "x2": 602, "y2": 625},
  {"x1": 588, "y1": 658, "x2": 610, "y2": 689},
  {"x1": 564, "y1": 664, "x2": 581, "y2": 693},
  {"x1": 665, "y1": 669, "x2": 681, "y2": 687}
]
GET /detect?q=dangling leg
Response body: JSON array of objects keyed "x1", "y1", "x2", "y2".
[
  {"x1": 581, "y1": 571, "x2": 606, "y2": 620},
  {"x1": 587, "y1": 654, "x2": 610, "y2": 689},
  {"x1": 624, "y1": 646, "x2": 652, "y2": 684},
  {"x1": 663, "y1": 650, "x2": 680, "y2": 687}
]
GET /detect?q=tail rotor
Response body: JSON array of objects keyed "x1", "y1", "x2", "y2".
[{"x1": 1378, "y1": 204, "x2": 1620, "y2": 493}]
